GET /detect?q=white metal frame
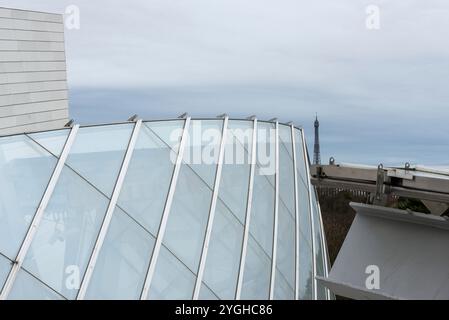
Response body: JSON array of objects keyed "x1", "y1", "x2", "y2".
[
  {"x1": 235, "y1": 118, "x2": 258, "y2": 299},
  {"x1": 0, "y1": 124, "x2": 80, "y2": 300},
  {"x1": 76, "y1": 120, "x2": 142, "y2": 299},
  {"x1": 140, "y1": 117, "x2": 191, "y2": 300},
  {"x1": 291, "y1": 124, "x2": 301, "y2": 300},
  {"x1": 268, "y1": 121, "x2": 279, "y2": 300},
  {"x1": 301, "y1": 128, "x2": 318, "y2": 300},
  {"x1": 193, "y1": 116, "x2": 229, "y2": 299}
]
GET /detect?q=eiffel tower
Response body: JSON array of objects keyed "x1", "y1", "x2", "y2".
[{"x1": 313, "y1": 114, "x2": 321, "y2": 165}]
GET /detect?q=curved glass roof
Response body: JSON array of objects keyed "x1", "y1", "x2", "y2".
[{"x1": 0, "y1": 117, "x2": 330, "y2": 300}]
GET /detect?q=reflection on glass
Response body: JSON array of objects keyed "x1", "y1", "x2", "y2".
[
  {"x1": 160, "y1": 165, "x2": 213, "y2": 272},
  {"x1": 0, "y1": 254, "x2": 11, "y2": 291},
  {"x1": 298, "y1": 232, "x2": 313, "y2": 300},
  {"x1": 66, "y1": 124, "x2": 133, "y2": 197},
  {"x1": 118, "y1": 124, "x2": 179, "y2": 235},
  {"x1": 249, "y1": 123, "x2": 275, "y2": 256},
  {"x1": 198, "y1": 283, "x2": 219, "y2": 300},
  {"x1": 8, "y1": 269, "x2": 64, "y2": 300},
  {"x1": 311, "y1": 187, "x2": 326, "y2": 299},
  {"x1": 202, "y1": 201, "x2": 244, "y2": 299},
  {"x1": 0, "y1": 135, "x2": 57, "y2": 259},
  {"x1": 148, "y1": 245, "x2": 195, "y2": 300},
  {"x1": 28, "y1": 129, "x2": 69, "y2": 157},
  {"x1": 218, "y1": 120, "x2": 252, "y2": 224},
  {"x1": 274, "y1": 269, "x2": 294, "y2": 300},
  {"x1": 85, "y1": 208, "x2": 155, "y2": 300},
  {"x1": 240, "y1": 236, "x2": 271, "y2": 300},
  {"x1": 145, "y1": 120, "x2": 184, "y2": 153},
  {"x1": 183, "y1": 120, "x2": 222, "y2": 188},
  {"x1": 23, "y1": 167, "x2": 109, "y2": 299},
  {"x1": 279, "y1": 126, "x2": 295, "y2": 217},
  {"x1": 294, "y1": 130, "x2": 308, "y2": 186},
  {"x1": 249, "y1": 171, "x2": 275, "y2": 256},
  {"x1": 274, "y1": 204, "x2": 295, "y2": 294}
]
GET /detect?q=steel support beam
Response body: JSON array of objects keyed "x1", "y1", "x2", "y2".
[
  {"x1": 76, "y1": 120, "x2": 142, "y2": 299},
  {"x1": 235, "y1": 118, "x2": 258, "y2": 300},
  {"x1": 0, "y1": 124, "x2": 80, "y2": 300},
  {"x1": 140, "y1": 117, "x2": 191, "y2": 300},
  {"x1": 193, "y1": 116, "x2": 229, "y2": 299},
  {"x1": 291, "y1": 124, "x2": 300, "y2": 300},
  {"x1": 269, "y1": 121, "x2": 279, "y2": 300}
]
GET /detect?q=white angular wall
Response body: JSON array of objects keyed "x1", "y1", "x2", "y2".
[{"x1": 0, "y1": 7, "x2": 69, "y2": 136}]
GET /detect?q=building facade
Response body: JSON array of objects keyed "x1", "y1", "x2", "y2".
[
  {"x1": 0, "y1": 7, "x2": 69, "y2": 136},
  {"x1": 0, "y1": 117, "x2": 331, "y2": 300}
]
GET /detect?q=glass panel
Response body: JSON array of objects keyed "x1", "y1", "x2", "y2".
[
  {"x1": 198, "y1": 283, "x2": 219, "y2": 300},
  {"x1": 240, "y1": 236, "x2": 271, "y2": 300},
  {"x1": 298, "y1": 180, "x2": 314, "y2": 300},
  {"x1": 248, "y1": 122, "x2": 275, "y2": 257},
  {"x1": 148, "y1": 245, "x2": 195, "y2": 300},
  {"x1": 145, "y1": 120, "x2": 184, "y2": 153},
  {"x1": 202, "y1": 201, "x2": 244, "y2": 299},
  {"x1": 66, "y1": 124, "x2": 133, "y2": 197},
  {"x1": 298, "y1": 181, "x2": 312, "y2": 247},
  {"x1": 8, "y1": 269, "x2": 64, "y2": 300},
  {"x1": 274, "y1": 204, "x2": 295, "y2": 292},
  {"x1": 28, "y1": 129, "x2": 69, "y2": 157},
  {"x1": 278, "y1": 124, "x2": 293, "y2": 159},
  {"x1": 161, "y1": 165, "x2": 213, "y2": 272},
  {"x1": 218, "y1": 120, "x2": 252, "y2": 224},
  {"x1": 279, "y1": 127, "x2": 295, "y2": 218},
  {"x1": 0, "y1": 135, "x2": 57, "y2": 259},
  {"x1": 299, "y1": 233, "x2": 313, "y2": 300},
  {"x1": 249, "y1": 173, "x2": 275, "y2": 257},
  {"x1": 117, "y1": 124, "x2": 180, "y2": 235},
  {"x1": 23, "y1": 167, "x2": 109, "y2": 299},
  {"x1": 85, "y1": 207, "x2": 155, "y2": 300},
  {"x1": 311, "y1": 188, "x2": 326, "y2": 299},
  {"x1": 274, "y1": 269, "x2": 294, "y2": 300},
  {"x1": 0, "y1": 254, "x2": 11, "y2": 291},
  {"x1": 183, "y1": 120, "x2": 222, "y2": 188},
  {"x1": 294, "y1": 130, "x2": 308, "y2": 187}
]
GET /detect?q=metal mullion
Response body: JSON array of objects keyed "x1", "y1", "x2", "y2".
[
  {"x1": 140, "y1": 117, "x2": 191, "y2": 300},
  {"x1": 193, "y1": 116, "x2": 229, "y2": 299},
  {"x1": 269, "y1": 121, "x2": 279, "y2": 300},
  {"x1": 76, "y1": 120, "x2": 142, "y2": 300},
  {"x1": 0, "y1": 124, "x2": 80, "y2": 300},
  {"x1": 235, "y1": 118, "x2": 258, "y2": 300},
  {"x1": 301, "y1": 129, "x2": 318, "y2": 300},
  {"x1": 291, "y1": 124, "x2": 300, "y2": 300}
]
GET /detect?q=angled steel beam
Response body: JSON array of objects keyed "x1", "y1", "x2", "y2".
[
  {"x1": 269, "y1": 121, "x2": 280, "y2": 300},
  {"x1": 193, "y1": 116, "x2": 229, "y2": 299},
  {"x1": 291, "y1": 125, "x2": 300, "y2": 300},
  {"x1": 301, "y1": 128, "x2": 317, "y2": 300},
  {"x1": 140, "y1": 117, "x2": 191, "y2": 300},
  {"x1": 235, "y1": 118, "x2": 258, "y2": 299},
  {"x1": 76, "y1": 120, "x2": 142, "y2": 299},
  {"x1": 0, "y1": 124, "x2": 80, "y2": 300}
]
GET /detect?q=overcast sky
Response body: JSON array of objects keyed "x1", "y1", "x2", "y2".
[{"x1": 4, "y1": 1, "x2": 449, "y2": 166}]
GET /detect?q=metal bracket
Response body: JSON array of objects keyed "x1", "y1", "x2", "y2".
[{"x1": 375, "y1": 164, "x2": 385, "y2": 202}]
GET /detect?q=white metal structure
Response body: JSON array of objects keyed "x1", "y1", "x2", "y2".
[{"x1": 0, "y1": 117, "x2": 329, "y2": 300}]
